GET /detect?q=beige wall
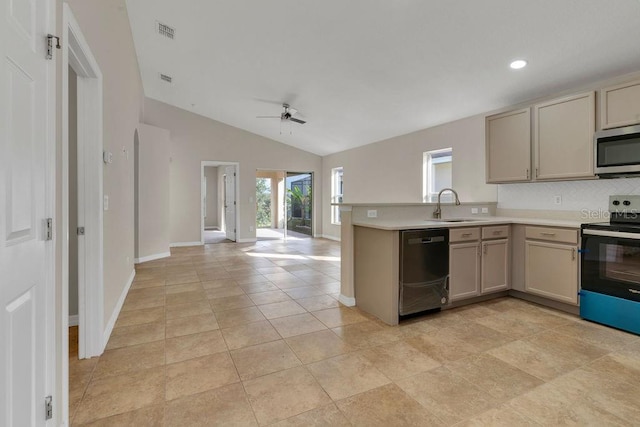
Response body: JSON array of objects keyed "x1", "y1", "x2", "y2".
[
  {"x1": 322, "y1": 114, "x2": 497, "y2": 239},
  {"x1": 63, "y1": 0, "x2": 143, "y2": 327},
  {"x1": 136, "y1": 123, "x2": 171, "y2": 259},
  {"x1": 142, "y1": 98, "x2": 323, "y2": 243},
  {"x1": 68, "y1": 67, "x2": 78, "y2": 318},
  {"x1": 204, "y1": 166, "x2": 219, "y2": 228}
]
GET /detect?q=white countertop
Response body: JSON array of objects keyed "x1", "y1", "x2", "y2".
[{"x1": 352, "y1": 216, "x2": 585, "y2": 230}]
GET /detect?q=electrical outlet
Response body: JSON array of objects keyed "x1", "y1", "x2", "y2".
[
  {"x1": 481, "y1": 207, "x2": 489, "y2": 214},
  {"x1": 367, "y1": 210, "x2": 377, "y2": 218},
  {"x1": 104, "y1": 195, "x2": 109, "y2": 211},
  {"x1": 471, "y1": 208, "x2": 479, "y2": 214},
  {"x1": 554, "y1": 195, "x2": 562, "y2": 205},
  {"x1": 249, "y1": 226, "x2": 254, "y2": 232},
  {"x1": 249, "y1": 196, "x2": 254, "y2": 203}
]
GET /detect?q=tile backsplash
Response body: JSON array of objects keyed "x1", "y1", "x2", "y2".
[{"x1": 497, "y1": 178, "x2": 640, "y2": 212}]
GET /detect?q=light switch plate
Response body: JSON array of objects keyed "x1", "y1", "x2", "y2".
[
  {"x1": 104, "y1": 195, "x2": 109, "y2": 211},
  {"x1": 471, "y1": 208, "x2": 479, "y2": 214},
  {"x1": 367, "y1": 210, "x2": 377, "y2": 218}
]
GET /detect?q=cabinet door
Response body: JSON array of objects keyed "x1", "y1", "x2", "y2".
[
  {"x1": 486, "y1": 108, "x2": 531, "y2": 183},
  {"x1": 525, "y1": 240, "x2": 578, "y2": 305},
  {"x1": 449, "y1": 242, "x2": 480, "y2": 301},
  {"x1": 481, "y1": 239, "x2": 509, "y2": 293},
  {"x1": 534, "y1": 92, "x2": 595, "y2": 180},
  {"x1": 600, "y1": 80, "x2": 640, "y2": 129}
]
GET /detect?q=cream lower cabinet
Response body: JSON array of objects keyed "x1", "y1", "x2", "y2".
[
  {"x1": 481, "y1": 239, "x2": 509, "y2": 293},
  {"x1": 525, "y1": 240, "x2": 578, "y2": 305},
  {"x1": 449, "y1": 242, "x2": 481, "y2": 301}
]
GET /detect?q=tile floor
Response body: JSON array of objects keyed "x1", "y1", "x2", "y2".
[{"x1": 69, "y1": 238, "x2": 640, "y2": 426}]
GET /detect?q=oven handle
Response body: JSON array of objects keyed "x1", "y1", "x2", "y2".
[{"x1": 582, "y1": 229, "x2": 640, "y2": 240}]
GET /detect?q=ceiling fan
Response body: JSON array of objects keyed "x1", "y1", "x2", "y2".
[{"x1": 257, "y1": 103, "x2": 306, "y2": 124}]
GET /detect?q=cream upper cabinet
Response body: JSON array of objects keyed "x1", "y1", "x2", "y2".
[
  {"x1": 600, "y1": 80, "x2": 640, "y2": 130},
  {"x1": 534, "y1": 92, "x2": 595, "y2": 180},
  {"x1": 525, "y1": 229, "x2": 579, "y2": 305},
  {"x1": 486, "y1": 108, "x2": 531, "y2": 183},
  {"x1": 481, "y1": 239, "x2": 509, "y2": 293},
  {"x1": 449, "y1": 241, "x2": 480, "y2": 301}
]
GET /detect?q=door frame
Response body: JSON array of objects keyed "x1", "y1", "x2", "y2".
[
  {"x1": 61, "y1": 3, "x2": 104, "y2": 422},
  {"x1": 285, "y1": 171, "x2": 314, "y2": 239},
  {"x1": 200, "y1": 161, "x2": 240, "y2": 244}
]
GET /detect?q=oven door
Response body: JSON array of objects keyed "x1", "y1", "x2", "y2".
[{"x1": 582, "y1": 229, "x2": 640, "y2": 302}]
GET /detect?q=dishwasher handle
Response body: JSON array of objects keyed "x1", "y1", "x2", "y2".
[{"x1": 408, "y1": 236, "x2": 446, "y2": 245}]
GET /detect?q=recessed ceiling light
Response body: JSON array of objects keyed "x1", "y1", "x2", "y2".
[{"x1": 510, "y1": 59, "x2": 527, "y2": 70}]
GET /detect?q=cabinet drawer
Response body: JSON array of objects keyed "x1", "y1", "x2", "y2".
[
  {"x1": 525, "y1": 226, "x2": 578, "y2": 244},
  {"x1": 482, "y1": 225, "x2": 510, "y2": 240},
  {"x1": 450, "y1": 227, "x2": 480, "y2": 242}
]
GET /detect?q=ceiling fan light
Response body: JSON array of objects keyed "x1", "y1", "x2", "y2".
[{"x1": 510, "y1": 59, "x2": 527, "y2": 69}]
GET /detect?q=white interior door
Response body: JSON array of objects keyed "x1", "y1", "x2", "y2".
[
  {"x1": 224, "y1": 166, "x2": 236, "y2": 241},
  {"x1": 0, "y1": 0, "x2": 53, "y2": 424}
]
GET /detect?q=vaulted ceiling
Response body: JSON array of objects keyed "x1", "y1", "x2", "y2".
[{"x1": 126, "y1": 0, "x2": 640, "y2": 156}]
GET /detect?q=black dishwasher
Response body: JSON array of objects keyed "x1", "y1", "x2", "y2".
[{"x1": 399, "y1": 229, "x2": 449, "y2": 316}]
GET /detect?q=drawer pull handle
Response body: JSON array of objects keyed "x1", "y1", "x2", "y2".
[
  {"x1": 461, "y1": 233, "x2": 472, "y2": 237},
  {"x1": 492, "y1": 230, "x2": 502, "y2": 235},
  {"x1": 571, "y1": 248, "x2": 576, "y2": 260},
  {"x1": 483, "y1": 243, "x2": 488, "y2": 254},
  {"x1": 540, "y1": 232, "x2": 556, "y2": 236}
]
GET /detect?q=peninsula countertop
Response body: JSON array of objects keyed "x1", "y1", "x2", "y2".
[{"x1": 351, "y1": 216, "x2": 586, "y2": 230}]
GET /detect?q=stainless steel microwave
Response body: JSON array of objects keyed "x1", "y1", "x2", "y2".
[{"x1": 595, "y1": 124, "x2": 640, "y2": 177}]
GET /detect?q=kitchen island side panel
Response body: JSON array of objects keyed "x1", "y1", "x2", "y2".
[{"x1": 354, "y1": 226, "x2": 399, "y2": 325}]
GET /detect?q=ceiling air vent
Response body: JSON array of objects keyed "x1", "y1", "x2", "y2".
[
  {"x1": 156, "y1": 22, "x2": 175, "y2": 40},
  {"x1": 159, "y1": 73, "x2": 173, "y2": 84}
]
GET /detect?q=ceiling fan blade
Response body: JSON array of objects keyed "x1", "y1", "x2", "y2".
[
  {"x1": 256, "y1": 116, "x2": 281, "y2": 119},
  {"x1": 288, "y1": 107, "x2": 298, "y2": 116},
  {"x1": 289, "y1": 117, "x2": 306, "y2": 124}
]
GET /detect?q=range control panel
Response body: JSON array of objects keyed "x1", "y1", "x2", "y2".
[{"x1": 609, "y1": 195, "x2": 640, "y2": 214}]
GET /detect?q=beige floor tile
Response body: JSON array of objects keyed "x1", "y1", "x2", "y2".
[
  {"x1": 121, "y1": 294, "x2": 165, "y2": 311},
  {"x1": 585, "y1": 353, "x2": 640, "y2": 386},
  {"x1": 165, "y1": 271, "x2": 199, "y2": 286},
  {"x1": 526, "y1": 330, "x2": 609, "y2": 366},
  {"x1": 73, "y1": 368, "x2": 165, "y2": 425},
  {"x1": 396, "y1": 366, "x2": 498, "y2": 425},
  {"x1": 165, "y1": 383, "x2": 257, "y2": 427},
  {"x1": 449, "y1": 304, "x2": 500, "y2": 320},
  {"x1": 74, "y1": 404, "x2": 164, "y2": 427},
  {"x1": 331, "y1": 321, "x2": 399, "y2": 349},
  {"x1": 198, "y1": 271, "x2": 233, "y2": 281},
  {"x1": 165, "y1": 282, "x2": 203, "y2": 294},
  {"x1": 205, "y1": 285, "x2": 246, "y2": 299},
  {"x1": 311, "y1": 307, "x2": 369, "y2": 328},
  {"x1": 93, "y1": 340, "x2": 165, "y2": 380},
  {"x1": 165, "y1": 300, "x2": 212, "y2": 319},
  {"x1": 222, "y1": 320, "x2": 282, "y2": 350},
  {"x1": 284, "y1": 286, "x2": 326, "y2": 300},
  {"x1": 239, "y1": 282, "x2": 281, "y2": 294},
  {"x1": 360, "y1": 340, "x2": 440, "y2": 380},
  {"x1": 257, "y1": 300, "x2": 307, "y2": 319},
  {"x1": 307, "y1": 353, "x2": 391, "y2": 400},
  {"x1": 473, "y1": 312, "x2": 547, "y2": 339},
  {"x1": 248, "y1": 290, "x2": 292, "y2": 305},
  {"x1": 165, "y1": 352, "x2": 240, "y2": 400},
  {"x1": 295, "y1": 294, "x2": 341, "y2": 312},
  {"x1": 446, "y1": 353, "x2": 543, "y2": 401},
  {"x1": 166, "y1": 290, "x2": 208, "y2": 306},
  {"x1": 508, "y1": 306, "x2": 573, "y2": 329},
  {"x1": 244, "y1": 366, "x2": 331, "y2": 425},
  {"x1": 200, "y1": 278, "x2": 237, "y2": 289},
  {"x1": 130, "y1": 278, "x2": 166, "y2": 289},
  {"x1": 336, "y1": 383, "x2": 444, "y2": 426},
  {"x1": 554, "y1": 320, "x2": 639, "y2": 352},
  {"x1": 105, "y1": 321, "x2": 165, "y2": 350},
  {"x1": 114, "y1": 306, "x2": 164, "y2": 328},
  {"x1": 444, "y1": 321, "x2": 512, "y2": 352},
  {"x1": 214, "y1": 306, "x2": 266, "y2": 328},
  {"x1": 209, "y1": 294, "x2": 256, "y2": 312},
  {"x1": 285, "y1": 330, "x2": 354, "y2": 364},
  {"x1": 165, "y1": 330, "x2": 227, "y2": 363},
  {"x1": 269, "y1": 313, "x2": 328, "y2": 338},
  {"x1": 230, "y1": 340, "x2": 302, "y2": 380},
  {"x1": 127, "y1": 286, "x2": 166, "y2": 299},
  {"x1": 166, "y1": 313, "x2": 219, "y2": 338},
  {"x1": 273, "y1": 279, "x2": 308, "y2": 290},
  {"x1": 235, "y1": 274, "x2": 269, "y2": 285},
  {"x1": 405, "y1": 329, "x2": 480, "y2": 363},
  {"x1": 455, "y1": 404, "x2": 539, "y2": 427},
  {"x1": 270, "y1": 403, "x2": 350, "y2": 427}
]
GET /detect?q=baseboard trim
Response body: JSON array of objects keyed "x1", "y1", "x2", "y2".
[
  {"x1": 102, "y1": 269, "x2": 135, "y2": 352},
  {"x1": 170, "y1": 241, "x2": 202, "y2": 248},
  {"x1": 68, "y1": 314, "x2": 79, "y2": 327},
  {"x1": 339, "y1": 294, "x2": 356, "y2": 307},
  {"x1": 320, "y1": 234, "x2": 341, "y2": 242},
  {"x1": 135, "y1": 251, "x2": 171, "y2": 264},
  {"x1": 237, "y1": 238, "x2": 257, "y2": 243}
]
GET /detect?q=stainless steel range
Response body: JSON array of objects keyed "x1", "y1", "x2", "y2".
[{"x1": 581, "y1": 195, "x2": 640, "y2": 335}]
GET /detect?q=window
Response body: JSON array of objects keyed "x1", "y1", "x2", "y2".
[
  {"x1": 423, "y1": 148, "x2": 452, "y2": 202},
  {"x1": 331, "y1": 167, "x2": 344, "y2": 224}
]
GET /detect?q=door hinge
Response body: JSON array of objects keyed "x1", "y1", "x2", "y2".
[
  {"x1": 77, "y1": 226, "x2": 85, "y2": 236},
  {"x1": 234, "y1": 201, "x2": 236, "y2": 205},
  {"x1": 234, "y1": 228, "x2": 236, "y2": 233},
  {"x1": 46, "y1": 34, "x2": 61, "y2": 60},
  {"x1": 45, "y1": 218, "x2": 53, "y2": 241},
  {"x1": 45, "y1": 395, "x2": 53, "y2": 420}
]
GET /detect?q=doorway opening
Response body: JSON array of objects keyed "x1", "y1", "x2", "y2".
[
  {"x1": 255, "y1": 170, "x2": 313, "y2": 240},
  {"x1": 201, "y1": 161, "x2": 239, "y2": 244}
]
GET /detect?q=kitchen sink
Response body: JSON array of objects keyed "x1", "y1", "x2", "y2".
[{"x1": 425, "y1": 219, "x2": 487, "y2": 223}]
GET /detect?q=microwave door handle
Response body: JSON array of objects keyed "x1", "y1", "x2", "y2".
[{"x1": 583, "y1": 229, "x2": 640, "y2": 240}]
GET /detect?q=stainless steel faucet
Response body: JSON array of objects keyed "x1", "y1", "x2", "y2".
[{"x1": 433, "y1": 188, "x2": 461, "y2": 219}]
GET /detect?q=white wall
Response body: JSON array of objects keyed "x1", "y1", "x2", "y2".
[
  {"x1": 142, "y1": 98, "x2": 323, "y2": 243},
  {"x1": 204, "y1": 166, "x2": 218, "y2": 228},
  {"x1": 136, "y1": 123, "x2": 171, "y2": 260},
  {"x1": 322, "y1": 114, "x2": 497, "y2": 239}
]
